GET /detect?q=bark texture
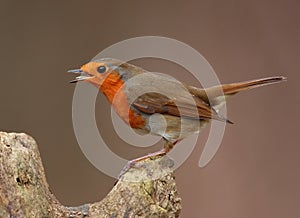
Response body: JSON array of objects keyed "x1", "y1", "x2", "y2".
[{"x1": 0, "y1": 132, "x2": 181, "y2": 217}]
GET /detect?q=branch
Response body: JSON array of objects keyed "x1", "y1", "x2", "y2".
[{"x1": 0, "y1": 132, "x2": 181, "y2": 217}]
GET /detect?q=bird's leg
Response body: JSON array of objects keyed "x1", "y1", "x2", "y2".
[
  {"x1": 118, "y1": 148, "x2": 168, "y2": 179},
  {"x1": 128, "y1": 149, "x2": 167, "y2": 164},
  {"x1": 163, "y1": 139, "x2": 182, "y2": 153},
  {"x1": 119, "y1": 139, "x2": 182, "y2": 178},
  {"x1": 128, "y1": 139, "x2": 182, "y2": 165}
]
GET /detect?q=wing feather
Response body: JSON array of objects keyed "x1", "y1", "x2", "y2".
[{"x1": 132, "y1": 92, "x2": 229, "y2": 122}]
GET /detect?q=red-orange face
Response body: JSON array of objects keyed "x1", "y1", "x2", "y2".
[
  {"x1": 69, "y1": 60, "x2": 128, "y2": 106},
  {"x1": 69, "y1": 61, "x2": 118, "y2": 87}
]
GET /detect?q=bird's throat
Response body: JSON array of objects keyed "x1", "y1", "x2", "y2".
[
  {"x1": 100, "y1": 74, "x2": 146, "y2": 128},
  {"x1": 100, "y1": 73, "x2": 124, "y2": 104}
]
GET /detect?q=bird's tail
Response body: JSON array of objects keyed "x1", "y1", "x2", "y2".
[
  {"x1": 219, "y1": 76, "x2": 287, "y2": 95},
  {"x1": 188, "y1": 76, "x2": 287, "y2": 109}
]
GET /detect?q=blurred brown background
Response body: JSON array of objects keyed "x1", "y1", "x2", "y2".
[{"x1": 0, "y1": 0, "x2": 299, "y2": 217}]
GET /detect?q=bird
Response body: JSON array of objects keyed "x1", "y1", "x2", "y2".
[{"x1": 68, "y1": 58, "x2": 286, "y2": 162}]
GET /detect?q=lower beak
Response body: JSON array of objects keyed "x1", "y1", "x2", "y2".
[{"x1": 68, "y1": 69, "x2": 93, "y2": 83}]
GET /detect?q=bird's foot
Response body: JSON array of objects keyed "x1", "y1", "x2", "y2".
[
  {"x1": 130, "y1": 149, "x2": 167, "y2": 165},
  {"x1": 118, "y1": 149, "x2": 167, "y2": 179}
]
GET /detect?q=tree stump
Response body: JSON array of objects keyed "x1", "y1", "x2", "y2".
[{"x1": 0, "y1": 132, "x2": 181, "y2": 217}]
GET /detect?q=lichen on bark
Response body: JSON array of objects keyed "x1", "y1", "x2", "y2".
[{"x1": 0, "y1": 132, "x2": 181, "y2": 217}]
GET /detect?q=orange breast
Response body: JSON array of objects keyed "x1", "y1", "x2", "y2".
[{"x1": 100, "y1": 73, "x2": 146, "y2": 128}]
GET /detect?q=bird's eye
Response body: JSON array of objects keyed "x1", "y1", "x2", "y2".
[{"x1": 97, "y1": 65, "x2": 106, "y2": 74}]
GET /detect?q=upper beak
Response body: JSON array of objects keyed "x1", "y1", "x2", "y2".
[
  {"x1": 68, "y1": 69, "x2": 83, "y2": 74},
  {"x1": 68, "y1": 69, "x2": 93, "y2": 83}
]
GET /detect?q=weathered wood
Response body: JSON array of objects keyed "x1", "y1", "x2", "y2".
[{"x1": 0, "y1": 132, "x2": 181, "y2": 217}]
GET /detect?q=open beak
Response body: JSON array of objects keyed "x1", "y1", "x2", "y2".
[{"x1": 68, "y1": 69, "x2": 94, "y2": 83}]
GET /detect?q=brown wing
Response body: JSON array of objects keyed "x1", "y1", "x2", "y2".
[{"x1": 131, "y1": 92, "x2": 230, "y2": 122}]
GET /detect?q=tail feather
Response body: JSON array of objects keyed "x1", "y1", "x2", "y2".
[
  {"x1": 186, "y1": 76, "x2": 287, "y2": 108},
  {"x1": 221, "y1": 76, "x2": 287, "y2": 95}
]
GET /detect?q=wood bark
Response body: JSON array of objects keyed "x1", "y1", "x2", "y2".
[{"x1": 0, "y1": 132, "x2": 181, "y2": 217}]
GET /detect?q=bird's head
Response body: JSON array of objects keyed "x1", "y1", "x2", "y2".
[
  {"x1": 68, "y1": 58, "x2": 144, "y2": 88},
  {"x1": 68, "y1": 58, "x2": 122, "y2": 86}
]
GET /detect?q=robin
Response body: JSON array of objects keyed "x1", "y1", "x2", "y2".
[{"x1": 68, "y1": 58, "x2": 286, "y2": 162}]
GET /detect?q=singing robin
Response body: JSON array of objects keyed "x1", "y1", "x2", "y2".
[{"x1": 68, "y1": 58, "x2": 286, "y2": 161}]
